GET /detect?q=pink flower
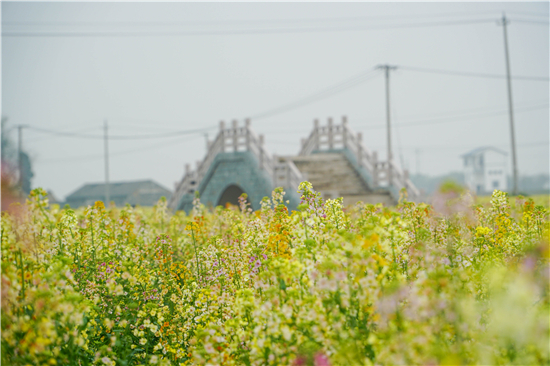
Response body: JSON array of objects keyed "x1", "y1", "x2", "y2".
[
  {"x1": 293, "y1": 355, "x2": 307, "y2": 366},
  {"x1": 314, "y1": 352, "x2": 330, "y2": 366}
]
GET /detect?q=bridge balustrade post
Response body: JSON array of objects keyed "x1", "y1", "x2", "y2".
[
  {"x1": 259, "y1": 134, "x2": 265, "y2": 170},
  {"x1": 219, "y1": 121, "x2": 225, "y2": 152},
  {"x1": 195, "y1": 160, "x2": 201, "y2": 182},
  {"x1": 232, "y1": 120, "x2": 238, "y2": 152},
  {"x1": 245, "y1": 118, "x2": 251, "y2": 151},
  {"x1": 372, "y1": 151, "x2": 378, "y2": 187},
  {"x1": 342, "y1": 116, "x2": 348, "y2": 149},
  {"x1": 314, "y1": 119, "x2": 320, "y2": 151},
  {"x1": 388, "y1": 160, "x2": 393, "y2": 188},
  {"x1": 328, "y1": 117, "x2": 333, "y2": 150},
  {"x1": 357, "y1": 132, "x2": 363, "y2": 168},
  {"x1": 287, "y1": 163, "x2": 291, "y2": 189}
]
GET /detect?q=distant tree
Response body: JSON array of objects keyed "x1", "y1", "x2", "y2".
[
  {"x1": 1, "y1": 117, "x2": 16, "y2": 162},
  {"x1": 1, "y1": 117, "x2": 34, "y2": 197}
]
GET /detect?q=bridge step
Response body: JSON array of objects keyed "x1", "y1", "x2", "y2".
[{"x1": 289, "y1": 153, "x2": 394, "y2": 206}]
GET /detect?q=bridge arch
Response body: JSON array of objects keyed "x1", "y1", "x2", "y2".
[{"x1": 217, "y1": 184, "x2": 247, "y2": 208}]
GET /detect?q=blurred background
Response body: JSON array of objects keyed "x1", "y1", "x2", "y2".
[{"x1": 1, "y1": 2, "x2": 548, "y2": 207}]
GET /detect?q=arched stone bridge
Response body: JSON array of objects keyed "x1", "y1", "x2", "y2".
[{"x1": 168, "y1": 117, "x2": 419, "y2": 212}]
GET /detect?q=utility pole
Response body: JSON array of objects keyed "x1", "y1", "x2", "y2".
[
  {"x1": 498, "y1": 13, "x2": 519, "y2": 195},
  {"x1": 376, "y1": 64, "x2": 398, "y2": 185},
  {"x1": 17, "y1": 125, "x2": 24, "y2": 188},
  {"x1": 104, "y1": 120, "x2": 110, "y2": 205}
]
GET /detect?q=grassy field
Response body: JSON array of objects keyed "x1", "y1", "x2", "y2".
[
  {"x1": 475, "y1": 193, "x2": 549, "y2": 208},
  {"x1": 1, "y1": 185, "x2": 548, "y2": 365}
]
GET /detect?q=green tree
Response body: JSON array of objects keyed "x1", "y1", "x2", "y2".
[{"x1": 1, "y1": 116, "x2": 33, "y2": 196}]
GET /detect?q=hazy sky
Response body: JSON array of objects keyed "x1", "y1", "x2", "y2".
[{"x1": 2, "y1": 2, "x2": 549, "y2": 200}]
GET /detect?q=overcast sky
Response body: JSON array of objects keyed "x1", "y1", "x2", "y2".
[{"x1": 2, "y1": 1, "x2": 549, "y2": 200}]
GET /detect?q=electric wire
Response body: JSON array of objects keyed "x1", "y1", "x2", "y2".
[
  {"x1": 2, "y1": 19, "x2": 495, "y2": 37},
  {"x1": 27, "y1": 125, "x2": 217, "y2": 140},
  {"x1": 260, "y1": 99, "x2": 550, "y2": 135},
  {"x1": 0, "y1": 11, "x2": 510, "y2": 27},
  {"x1": 507, "y1": 11, "x2": 549, "y2": 18},
  {"x1": 26, "y1": 125, "x2": 102, "y2": 143},
  {"x1": 354, "y1": 103, "x2": 548, "y2": 130},
  {"x1": 40, "y1": 134, "x2": 197, "y2": 164},
  {"x1": 383, "y1": 99, "x2": 549, "y2": 121},
  {"x1": 399, "y1": 65, "x2": 549, "y2": 81},
  {"x1": 249, "y1": 69, "x2": 381, "y2": 120},
  {"x1": 512, "y1": 19, "x2": 550, "y2": 25},
  {"x1": 366, "y1": 140, "x2": 549, "y2": 151}
]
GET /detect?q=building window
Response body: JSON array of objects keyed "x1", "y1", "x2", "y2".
[{"x1": 493, "y1": 181, "x2": 499, "y2": 188}]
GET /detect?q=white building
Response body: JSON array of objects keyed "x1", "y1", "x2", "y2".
[{"x1": 462, "y1": 147, "x2": 508, "y2": 195}]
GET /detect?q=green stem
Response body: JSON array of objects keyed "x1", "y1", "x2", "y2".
[
  {"x1": 19, "y1": 249, "x2": 25, "y2": 301},
  {"x1": 191, "y1": 230, "x2": 200, "y2": 281},
  {"x1": 90, "y1": 215, "x2": 98, "y2": 266}
]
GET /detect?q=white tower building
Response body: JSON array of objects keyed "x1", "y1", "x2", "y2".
[{"x1": 462, "y1": 147, "x2": 508, "y2": 195}]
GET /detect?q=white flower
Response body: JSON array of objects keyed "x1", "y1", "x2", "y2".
[
  {"x1": 281, "y1": 326, "x2": 292, "y2": 341},
  {"x1": 101, "y1": 356, "x2": 115, "y2": 366}
]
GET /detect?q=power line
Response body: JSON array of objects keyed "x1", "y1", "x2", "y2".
[
  {"x1": 0, "y1": 11, "x2": 507, "y2": 27},
  {"x1": 6, "y1": 10, "x2": 542, "y2": 29},
  {"x1": 507, "y1": 11, "x2": 549, "y2": 18},
  {"x1": 39, "y1": 134, "x2": 197, "y2": 164},
  {"x1": 259, "y1": 99, "x2": 549, "y2": 135},
  {"x1": 248, "y1": 60, "x2": 547, "y2": 122},
  {"x1": 512, "y1": 19, "x2": 550, "y2": 25},
  {"x1": 399, "y1": 65, "x2": 549, "y2": 81},
  {"x1": 2, "y1": 18, "x2": 495, "y2": 37},
  {"x1": 355, "y1": 103, "x2": 548, "y2": 130},
  {"x1": 387, "y1": 99, "x2": 549, "y2": 121},
  {"x1": 26, "y1": 126, "x2": 101, "y2": 143},
  {"x1": 249, "y1": 69, "x2": 381, "y2": 120},
  {"x1": 367, "y1": 140, "x2": 549, "y2": 151},
  {"x1": 26, "y1": 125, "x2": 217, "y2": 140},
  {"x1": 391, "y1": 103, "x2": 548, "y2": 128}
]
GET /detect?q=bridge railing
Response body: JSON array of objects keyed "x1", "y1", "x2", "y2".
[
  {"x1": 169, "y1": 119, "x2": 288, "y2": 210},
  {"x1": 298, "y1": 116, "x2": 418, "y2": 198},
  {"x1": 168, "y1": 116, "x2": 419, "y2": 210},
  {"x1": 168, "y1": 167, "x2": 198, "y2": 210},
  {"x1": 299, "y1": 116, "x2": 376, "y2": 173},
  {"x1": 375, "y1": 161, "x2": 420, "y2": 197},
  {"x1": 274, "y1": 158, "x2": 304, "y2": 194}
]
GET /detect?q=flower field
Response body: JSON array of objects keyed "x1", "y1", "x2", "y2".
[{"x1": 1, "y1": 183, "x2": 549, "y2": 365}]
